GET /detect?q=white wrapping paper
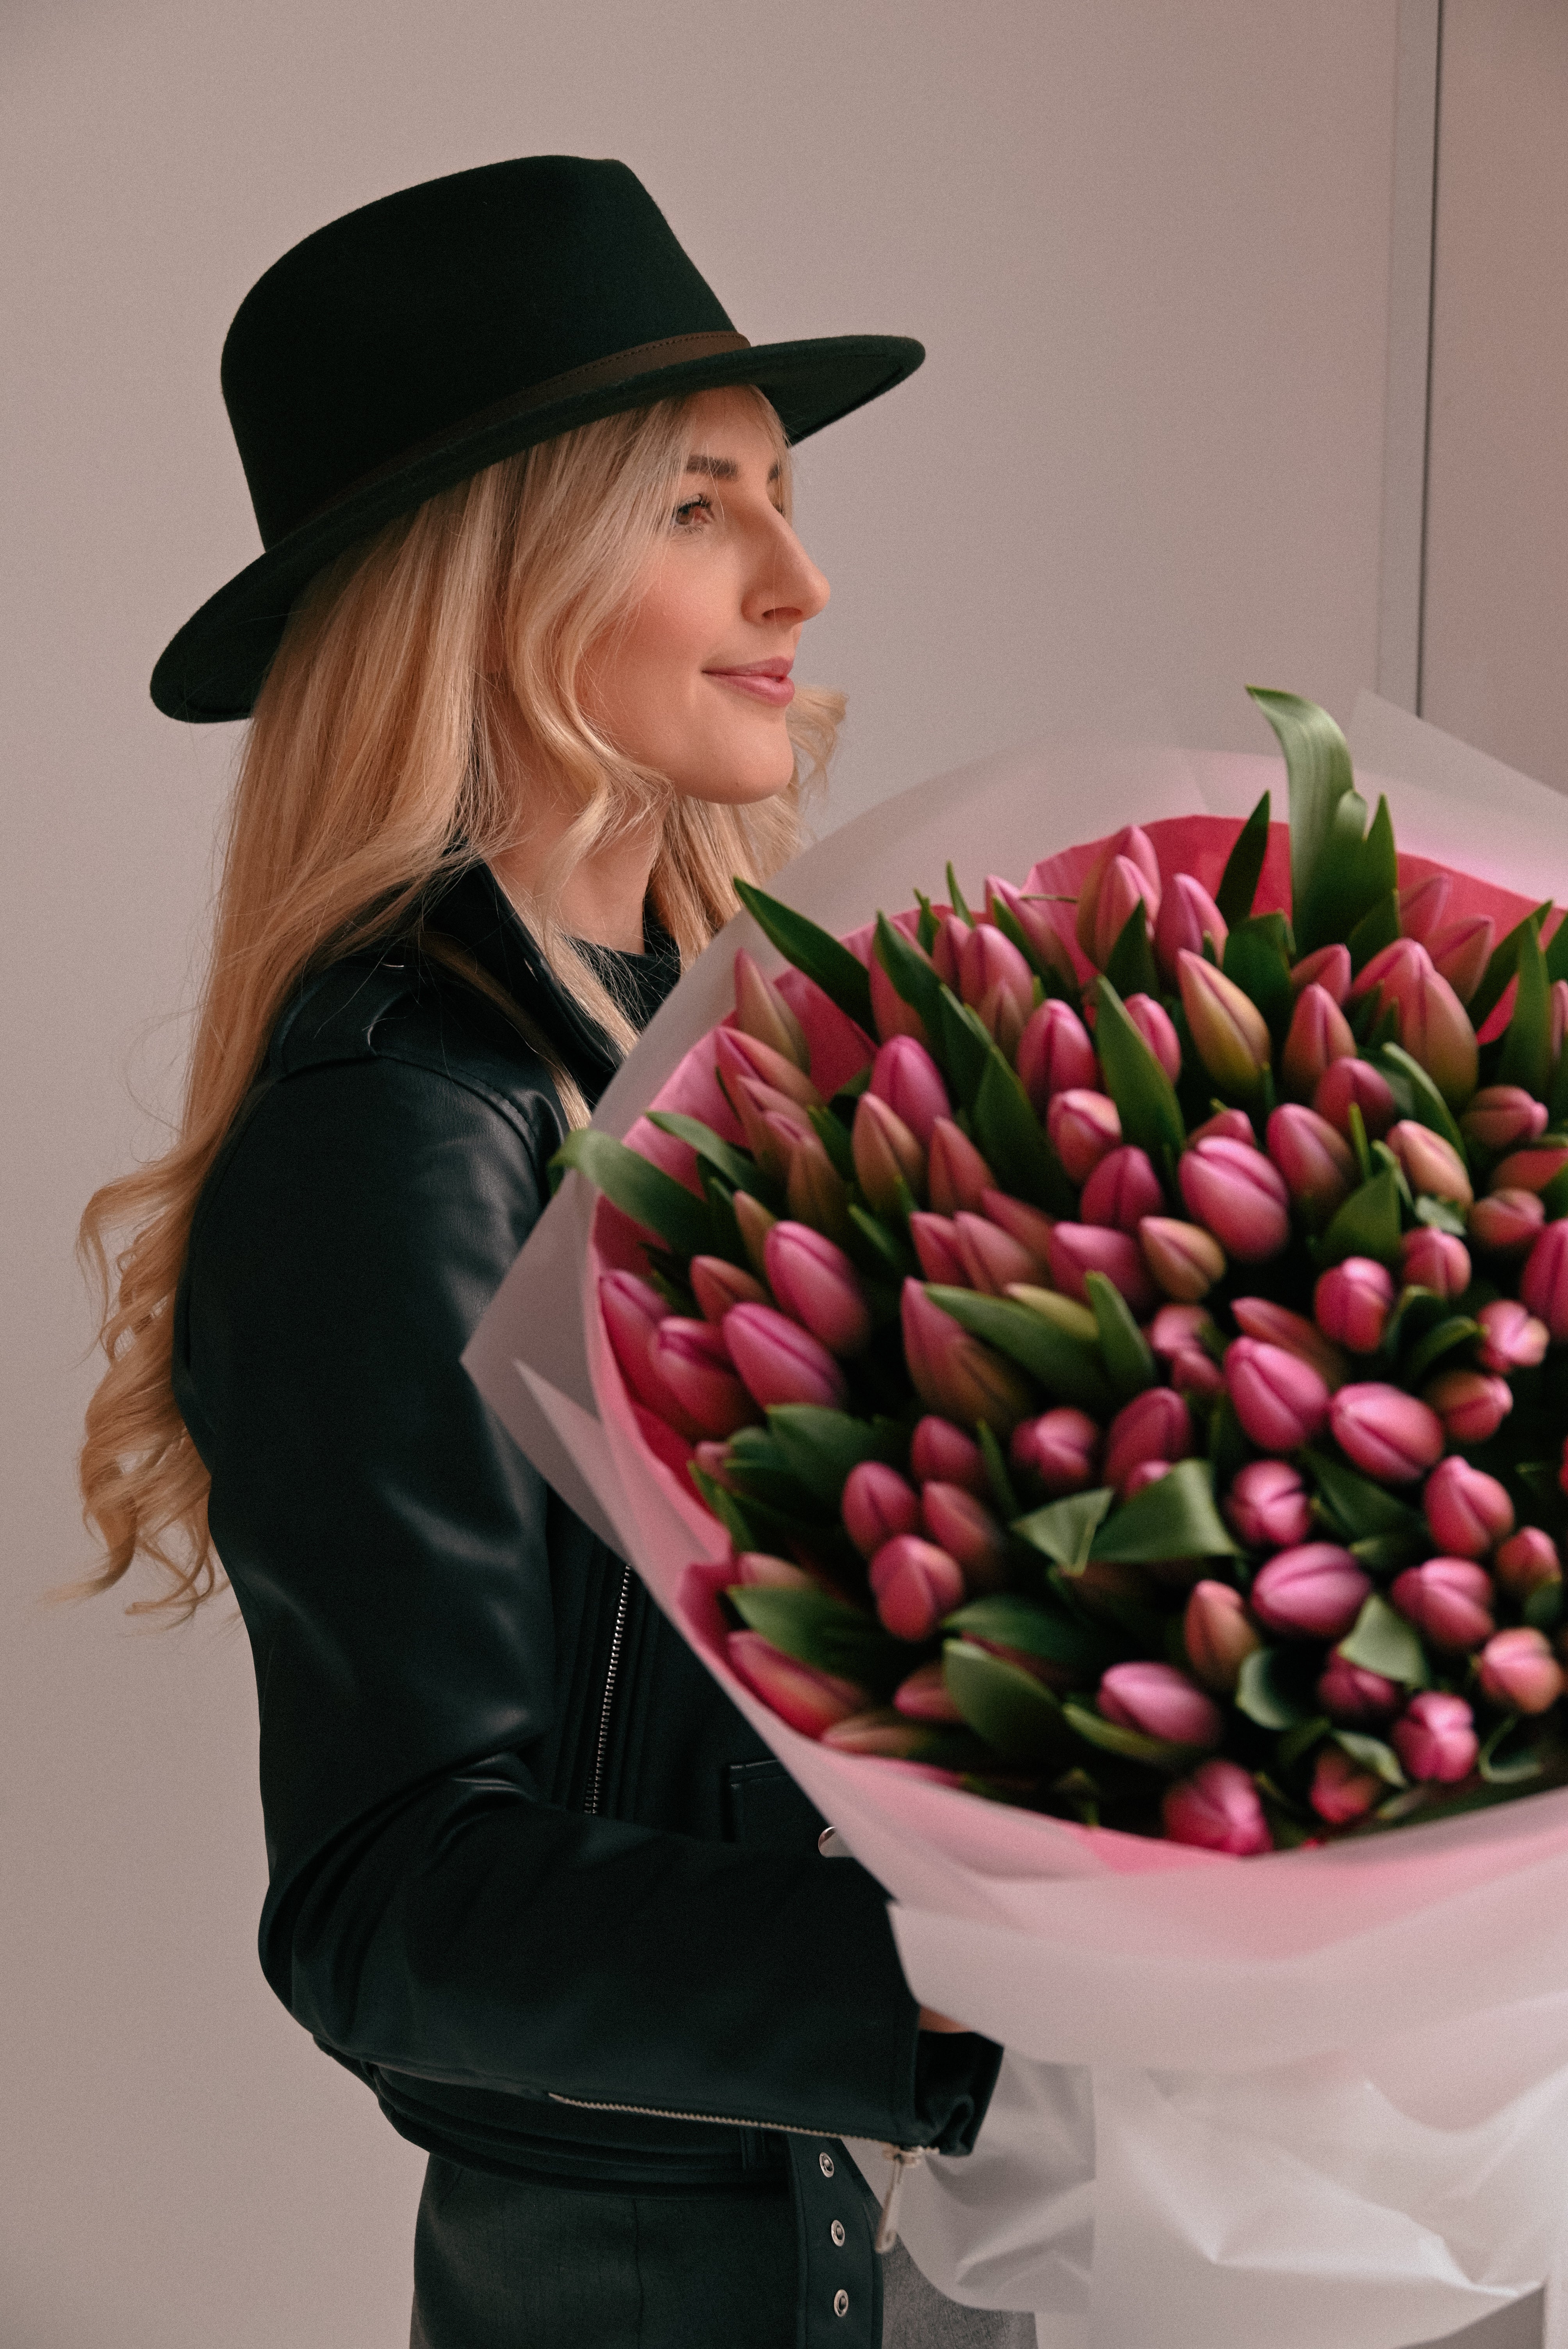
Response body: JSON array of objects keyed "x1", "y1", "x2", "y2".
[{"x1": 467, "y1": 711, "x2": 1568, "y2": 2349}]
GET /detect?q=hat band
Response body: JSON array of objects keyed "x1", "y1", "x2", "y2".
[{"x1": 291, "y1": 329, "x2": 753, "y2": 535}]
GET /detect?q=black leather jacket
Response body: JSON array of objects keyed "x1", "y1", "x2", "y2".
[{"x1": 172, "y1": 864, "x2": 998, "y2": 2331}]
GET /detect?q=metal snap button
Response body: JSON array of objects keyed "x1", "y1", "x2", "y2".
[
  {"x1": 833, "y1": 2288, "x2": 850, "y2": 2317},
  {"x1": 830, "y1": 2219, "x2": 846, "y2": 2247},
  {"x1": 819, "y1": 2149, "x2": 835, "y2": 2177}
]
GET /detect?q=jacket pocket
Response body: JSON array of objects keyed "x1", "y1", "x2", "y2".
[{"x1": 725, "y1": 1759, "x2": 829, "y2": 1855}]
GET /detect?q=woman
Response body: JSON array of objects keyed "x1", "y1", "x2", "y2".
[{"x1": 79, "y1": 158, "x2": 1017, "y2": 2347}]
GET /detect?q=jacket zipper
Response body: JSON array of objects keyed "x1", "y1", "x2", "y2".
[{"x1": 586, "y1": 1563, "x2": 631, "y2": 1816}]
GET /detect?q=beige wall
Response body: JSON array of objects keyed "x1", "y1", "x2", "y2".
[{"x1": 3, "y1": 4, "x2": 1405, "y2": 2342}]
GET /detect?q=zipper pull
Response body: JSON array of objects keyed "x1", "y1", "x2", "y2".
[{"x1": 874, "y1": 2145, "x2": 927, "y2": 2253}]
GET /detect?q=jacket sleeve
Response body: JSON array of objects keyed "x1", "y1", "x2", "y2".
[{"x1": 177, "y1": 1044, "x2": 996, "y2": 2155}]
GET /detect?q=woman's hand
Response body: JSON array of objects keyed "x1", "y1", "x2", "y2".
[{"x1": 917, "y1": 2006, "x2": 971, "y2": 2034}]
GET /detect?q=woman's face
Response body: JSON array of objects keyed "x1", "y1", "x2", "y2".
[{"x1": 585, "y1": 387, "x2": 831, "y2": 805}]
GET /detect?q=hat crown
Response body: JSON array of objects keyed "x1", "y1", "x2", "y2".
[{"x1": 221, "y1": 157, "x2": 737, "y2": 547}]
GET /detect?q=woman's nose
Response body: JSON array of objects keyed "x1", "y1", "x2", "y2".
[{"x1": 745, "y1": 520, "x2": 830, "y2": 627}]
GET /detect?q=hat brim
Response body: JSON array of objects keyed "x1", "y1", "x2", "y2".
[{"x1": 150, "y1": 333, "x2": 923, "y2": 722}]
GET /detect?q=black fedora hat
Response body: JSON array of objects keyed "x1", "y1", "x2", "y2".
[{"x1": 151, "y1": 156, "x2": 923, "y2": 723}]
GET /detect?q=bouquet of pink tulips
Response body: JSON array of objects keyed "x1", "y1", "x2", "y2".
[{"x1": 559, "y1": 691, "x2": 1568, "y2": 1857}]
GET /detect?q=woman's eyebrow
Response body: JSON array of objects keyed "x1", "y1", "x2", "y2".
[{"x1": 683, "y1": 454, "x2": 784, "y2": 485}]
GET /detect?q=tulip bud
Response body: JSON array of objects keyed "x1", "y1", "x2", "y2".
[
  {"x1": 926, "y1": 1118, "x2": 997, "y2": 1216},
  {"x1": 1521, "y1": 1219, "x2": 1568, "y2": 1341},
  {"x1": 930, "y1": 913, "x2": 971, "y2": 990},
  {"x1": 1314, "y1": 1057, "x2": 1397, "y2": 1142},
  {"x1": 1393, "y1": 1690, "x2": 1478, "y2": 1783},
  {"x1": 1310, "y1": 1745, "x2": 1384, "y2": 1825},
  {"x1": 1391, "y1": 1557, "x2": 1496, "y2": 1651},
  {"x1": 1461, "y1": 1085, "x2": 1549, "y2": 1155},
  {"x1": 1329, "y1": 1382, "x2": 1444, "y2": 1483},
  {"x1": 910, "y1": 1212, "x2": 971, "y2": 1288},
  {"x1": 733, "y1": 1551, "x2": 818, "y2": 1589},
  {"x1": 870, "y1": 1035, "x2": 950, "y2": 1148},
  {"x1": 950, "y1": 1209, "x2": 1042, "y2": 1296},
  {"x1": 1048, "y1": 1089, "x2": 1123, "y2": 1183},
  {"x1": 1251, "y1": 1543, "x2": 1371, "y2": 1640},
  {"x1": 1424, "y1": 1367, "x2": 1513, "y2": 1444},
  {"x1": 985, "y1": 875, "x2": 1081, "y2": 991},
  {"x1": 1046, "y1": 1221, "x2": 1158, "y2": 1314},
  {"x1": 1469, "y1": 1189, "x2": 1547, "y2": 1256},
  {"x1": 1082, "y1": 1144, "x2": 1164, "y2": 1233},
  {"x1": 911, "y1": 1415, "x2": 990, "y2": 1495},
  {"x1": 1103, "y1": 1388, "x2": 1193, "y2": 1493},
  {"x1": 902, "y1": 1280, "x2": 1031, "y2": 1435},
  {"x1": 727, "y1": 1631, "x2": 869, "y2": 1737},
  {"x1": 732, "y1": 949, "x2": 810, "y2": 1070},
  {"x1": 1317, "y1": 1654, "x2": 1400, "y2": 1725},
  {"x1": 715, "y1": 1024, "x2": 821, "y2": 1112},
  {"x1": 959, "y1": 923, "x2": 1034, "y2": 1055},
  {"x1": 690, "y1": 1255, "x2": 769, "y2": 1323},
  {"x1": 869, "y1": 1535, "x2": 967, "y2": 1641},
  {"x1": 852, "y1": 1091, "x2": 925, "y2": 1213},
  {"x1": 1401, "y1": 1225, "x2": 1471, "y2": 1298},
  {"x1": 1281, "y1": 983, "x2": 1357, "y2": 1100},
  {"x1": 1314, "y1": 1257, "x2": 1395, "y2": 1354},
  {"x1": 1010, "y1": 1406, "x2": 1101, "y2": 1496},
  {"x1": 652, "y1": 1317, "x2": 763, "y2": 1438},
  {"x1": 1183, "y1": 1580, "x2": 1262, "y2": 1693},
  {"x1": 600, "y1": 1271, "x2": 676, "y2": 1411},
  {"x1": 1400, "y1": 962, "x2": 1481, "y2": 1105},
  {"x1": 1490, "y1": 1145, "x2": 1568, "y2": 1196},
  {"x1": 820, "y1": 1710, "x2": 939, "y2": 1757},
  {"x1": 1162, "y1": 1758, "x2": 1272, "y2": 1854},
  {"x1": 1179, "y1": 1136, "x2": 1291, "y2": 1262},
  {"x1": 1225, "y1": 1459, "x2": 1313, "y2": 1551},
  {"x1": 1119, "y1": 992, "x2": 1181, "y2": 1085},
  {"x1": 893, "y1": 1659, "x2": 966, "y2": 1722},
  {"x1": 1077, "y1": 827, "x2": 1162, "y2": 964},
  {"x1": 1479, "y1": 1627, "x2": 1566, "y2": 1715},
  {"x1": 1124, "y1": 1460, "x2": 1174, "y2": 1501},
  {"x1": 1493, "y1": 1526, "x2": 1562, "y2": 1602},
  {"x1": 1177, "y1": 949, "x2": 1272, "y2": 1100},
  {"x1": 1553, "y1": 980, "x2": 1568, "y2": 1073},
  {"x1": 842, "y1": 1461, "x2": 922, "y2": 1559},
  {"x1": 1230, "y1": 1298, "x2": 1347, "y2": 1397},
  {"x1": 1172, "y1": 1346, "x2": 1226, "y2": 1399},
  {"x1": 1476, "y1": 1296, "x2": 1551, "y2": 1372},
  {"x1": 869, "y1": 944, "x2": 932, "y2": 1047},
  {"x1": 764, "y1": 1221, "x2": 873, "y2": 1357},
  {"x1": 1429, "y1": 914, "x2": 1495, "y2": 1006},
  {"x1": 1399, "y1": 871, "x2": 1452, "y2": 943},
  {"x1": 731, "y1": 1075, "x2": 814, "y2": 1178},
  {"x1": 723, "y1": 1302, "x2": 848, "y2": 1411},
  {"x1": 979, "y1": 1189, "x2": 1057, "y2": 1264},
  {"x1": 1150, "y1": 1303, "x2": 1217, "y2": 1359},
  {"x1": 1155, "y1": 873, "x2": 1229, "y2": 984},
  {"x1": 1386, "y1": 1120, "x2": 1474, "y2": 1207},
  {"x1": 1225, "y1": 1338, "x2": 1332, "y2": 1451},
  {"x1": 1188, "y1": 1107, "x2": 1256, "y2": 1147},
  {"x1": 1290, "y1": 943, "x2": 1353, "y2": 1003},
  {"x1": 1139, "y1": 1217, "x2": 1226, "y2": 1303},
  {"x1": 1098, "y1": 1660, "x2": 1222, "y2": 1747},
  {"x1": 1016, "y1": 997, "x2": 1098, "y2": 1113},
  {"x1": 921, "y1": 1481, "x2": 1009, "y2": 1587},
  {"x1": 786, "y1": 1127, "x2": 854, "y2": 1242},
  {"x1": 731, "y1": 1188, "x2": 778, "y2": 1281},
  {"x1": 1267, "y1": 1103, "x2": 1357, "y2": 1221}
]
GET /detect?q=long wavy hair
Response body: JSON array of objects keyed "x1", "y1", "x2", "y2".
[{"x1": 77, "y1": 387, "x2": 841, "y2": 1620}]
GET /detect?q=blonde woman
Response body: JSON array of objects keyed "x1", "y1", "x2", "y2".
[{"x1": 81, "y1": 160, "x2": 1018, "y2": 2348}]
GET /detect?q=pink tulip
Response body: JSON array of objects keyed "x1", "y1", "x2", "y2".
[
  {"x1": 1477, "y1": 1297, "x2": 1550, "y2": 1372},
  {"x1": 910, "y1": 1212, "x2": 971, "y2": 1288},
  {"x1": 723, "y1": 1303, "x2": 848, "y2": 1411},
  {"x1": 600, "y1": 1271, "x2": 677, "y2": 1413},
  {"x1": 1478, "y1": 1627, "x2": 1565, "y2": 1715},
  {"x1": 954, "y1": 1210, "x2": 1044, "y2": 1296},
  {"x1": 1401, "y1": 1226, "x2": 1472, "y2": 1298},
  {"x1": 1316, "y1": 1654, "x2": 1400, "y2": 1725},
  {"x1": 1140, "y1": 1217, "x2": 1226, "y2": 1302},
  {"x1": 1314, "y1": 1258, "x2": 1395, "y2": 1353},
  {"x1": 1016, "y1": 997, "x2": 1098, "y2": 1113},
  {"x1": 1076, "y1": 827, "x2": 1162, "y2": 964},
  {"x1": 1121, "y1": 1460, "x2": 1172, "y2": 1500},
  {"x1": 980, "y1": 1189, "x2": 1058, "y2": 1265},
  {"x1": 1162, "y1": 1758, "x2": 1272, "y2": 1854},
  {"x1": 959, "y1": 923, "x2": 1034, "y2": 1055},
  {"x1": 911, "y1": 1416, "x2": 990, "y2": 1495},
  {"x1": 689, "y1": 1255, "x2": 769, "y2": 1323},
  {"x1": 1124, "y1": 992, "x2": 1183, "y2": 1083},
  {"x1": 654, "y1": 1318, "x2": 765, "y2": 1437},
  {"x1": 1169, "y1": 1344, "x2": 1226, "y2": 1399},
  {"x1": 1310, "y1": 1746, "x2": 1384, "y2": 1826},
  {"x1": 764, "y1": 1222, "x2": 873, "y2": 1357},
  {"x1": 1150, "y1": 1303, "x2": 1217, "y2": 1359},
  {"x1": 1266, "y1": 1103, "x2": 1358, "y2": 1221},
  {"x1": 1048, "y1": 1089, "x2": 1123, "y2": 1183},
  {"x1": 1280, "y1": 983, "x2": 1357, "y2": 1100},
  {"x1": 1353, "y1": 943, "x2": 1478, "y2": 1107},
  {"x1": 732, "y1": 950, "x2": 810, "y2": 1069},
  {"x1": 1470, "y1": 1189, "x2": 1547, "y2": 1256},
  {"x1": 901, "y1": 1281, "x2": 1031, "y2": 1434},
  {"x1": 715, "y1": 1024, "x2": 822, "y2": 1112},
  {"x1": 1188, "y1": 1107, "x2": 1256, "y2": 1147},
  {"x1": 1010, "y1": 1406, "x2": 1102, "y2": 1496},
  {"x1": 1155, "y1": 872, "x2": 1229, "y2": 984},
  {"x1": 820, "y1": 1712, "x2": 939, "y2": 1757},
  {"x1": 1424, "y1": 1457, "x2": 1515, "y2": 1559},
  {"x1": 1391, "y1": 1558, "x2": 1495, "y2": 1652},
  {"x1": 985, "y1": 875, "x2": 1080, "y2": 993},
  {"x1": 784, "y1": 1126, "x2": 853, "y2": 1242},
  {"x1": 1177, "y1": 949, "x2": 1272, "y2": 1099},
  {"x1": 852, "y1": 1091, "x2": 925, "y2": 1212},
  {"x1": 1493, "y1": 1526, "x2": 1562, "y2": 1602},
  {"x1": 1521, "y1": 1220, "x2": 1568, "y2": 1340},
  {"x1": 1047, "y1": 1222, "x2": 1158, "y2": 1314},
  {"x1": 1183, "y1": 1580, "x2": 1262, "y2": 1693},
  {"x1": 1399, "y1": 872, "x2": 1452, "y2": 944},
  {"x1": 1386, "y1": 1121, "x2": 1473, "y2": 1207},
  {"x1": 1082, "y1": 1144, "x2": 1164, "y2": 1233},
  {"x1": 870, "y1": 1036, "x2": 950, "y2": 1148},
  {"x1": 631, "y1": 1403, "x2": 696, "y2": 1477},
  {"x1": 1315, "y1": 1057, "x2": 1397, "y2": 1142},
  {"x1": 1462, "y1": 1085, "x2": 1549, "y2": 1155},
  {"x1": 1226, "y1": 1338, "x2": 1332, "y2": 1451},
  {"x1": 1085, "y1": 855, "x2": 1159, "y2": 970},
  {"x1": 1491, "y1": 1145, "x2": 1568, "y2": 1196},
  {"x1": 1429, "y1": 914, "x2": 1495, "y2": 1005},
  {"x1": 1251, "y1": 1543, "x2": 1371, "y2": 1640},
  {"x1": 1225, "y1": 1459, "x2": 1314, "y2": 1551},
  {"x1": 1104, "y1": 1388, "x2": 1193, "y2": 1493},
  {"x1": 1424, "y1": 1367, "x2": 1513, "y2": 1444},
  {"x1": 930, "y1": 913, "x2": 971, "y2": 990},
  {"x1": 1553, "y1": 980, "x2": 1568, "y2": 1073},
  {"x1": 869, "y1": 1535, "x2": 967, "y2": 1641},
  {"x1": 1231, "y1": 1301, "x2": 1344, "y2": 1397},
  {"x1": 1290, "y1": 943, "x2": 1352, "y2": 1004},
  {"x1": 728, "y1": 1631, "x2": 869, "y2": 1737},
  {"x1": 893, "y1": 1657, "x2": 966, "y2": 1723},
  {"x1": 1098, "y1": 1660, "x2": 1222, "y2": 1747},
  {"x1": 1393, "y1": 1691, "x2": 1478, "y2": 1783},
  {"x1": 1180, "y1": 1137, "x2": 1291, "y2": 1262},
  {"x1": 731, "y1": 1076, "x2": 814, "y2": 1178},
  {"x1": 921, "y1": 1481, "x2": 1009, "y2": 1586},
  {"x1": 927, "y1": 1118, "x2": 996, "y2": 1215},
  {"x1": 842, "y1": 1461, "x2": 922, "y2": 1560},
  {"x1": 1329, "y1": 1383, "x2": 1445, "y2": 1483},
  {"x1": 733, "y1": 1551, "x2": 818, "y2": 1589},
  {"x1": 870, "y1": 946, "x2": 932, "y2": 1047}
]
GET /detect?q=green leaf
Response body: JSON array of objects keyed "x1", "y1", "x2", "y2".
[
  {"x1": 846, "y1": 1205, "x2": 916, "y2": 1283},
  {"x1": 972, "y1": 1049, "x2": 1076, "y2": 1213},
  {"x1": 1249, "y1": 689, "x2": 1363, "y2": 955},
  {"x1": 935, "y1": 989, "x2": 995, "y2": 1111},
  {"x1": 1093, "y1": 977, "x2": 1187, "y2": 1155},
  {"x1": 1414, "y1": 1194, "x2": 1470, "y2": 1237},
  {"x1": 1214, "y1": 791, "x2": 1272, "y2": 927},
  {"x1": 1477, "y1": 1712, "x2": 1545, "y2": 1786},
  {"x1": 728, "y1": 1584, "x2": 900, "y2": 1688},
  {"x1": 925, "y1": 1285, "x2": 1114, "y2": 1412},
  {"x1": 734, "y1": 880, "x2": 874, "y2": 1034},
  {"x1": 1336, "y1": 1592, "x2": 1430, "y2": 1688},
  {"x1": 552, "y1": 1129, "x2": 712, "y2": 1257},
  {"x1": 1012, "y1": 1487, "x2": 1115, "y2": 1568},
  {"x1": 1317, "y1": 1165, "x2": 1403, "y2": 1267},
  {"x1": 721, "y1": 1429, "x2": 831, "y2": 1518},
  {"x1": 943, "y1": 1640, "x2": 1070, "y2": 1764},
  {"x1": 1062, "y1": 1700, "x2": 1198, "y2": 1771},
  {"x1": 1222, "y1": 917, "x2": 1294, "y2": 1046},
  {"x1": 989, "y1": 895, "x2": 1067, "y2": 993},
  {"x1": 647, "y1": 1111, "x2": 775, "y2": 1200},
  {"x1": 1471, "y1": 901, "x2": 1557, "y2": 1032},
  {"x1": 945, "y1": 862, "x2": 973, "y2": 925},
  {"x1": 946, "y1": 1593, "x2": 1118, "y2": 1675},
  {"x1": 1103, "y1": 900, "x2": 1160, "y2": 1001},
  {"x1": 1085, "y1": 1270, "x2": 1157, "y2": 1400},
  {"x1": 1089, "y1": 1457, "x2": 1238, "y2": 1563},
  {"x1": 977, "y1": 1421, "x2": 1021, "y2": 1520},
  {"x1": 1499, "y1": 916, "x2": 1552, "y2": 1100},
  {"x1": 1334, "y1": 1729, "x2": 1407, "y2": 1788},
  {"x1": 873, "y1": 913, "x2": 944, "y2": 1040},
  {"x1": 1303, "y1": 1449, "x2": 1426, "y2": 1543},
  {"x1": 1400, "y1": 1314, "x2": 1481, "y2": 1388},
  {"x1": 1237, "y1": 1647, "x2": 1315, "y2": 1730},
  {"x1": 764, "y1": 1406, "x2": 888, "y2": 1506},
  {"x1": 1345, "y1": 889, "x2": 1401, "y2": 975},
  {"x1": 1374, "y1": 1043, "x2": 1467, "y2": 1157},
  {"x1": 808, "y1": 1105, "x2": 857, "y2": 1182},
  {"x1": 1547, "y1": 913, "x2": 1568, "y2": 988},
  {"x1": 1525, "y1": 1580, "x2": 1565, "y2": 1633}
]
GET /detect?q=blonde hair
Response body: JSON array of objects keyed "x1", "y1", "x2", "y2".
[{"x1": 77, "y1": 387, "x2": 842, "y2": 1619}]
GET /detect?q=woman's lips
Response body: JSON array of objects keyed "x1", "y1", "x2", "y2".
[{"x1": 705, "y1": 661, "x2": 795, "y2": 708}]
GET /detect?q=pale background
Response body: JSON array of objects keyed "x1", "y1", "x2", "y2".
[{"x1": 3, "y1": 3, "x2": 1564, "y2": 2344}]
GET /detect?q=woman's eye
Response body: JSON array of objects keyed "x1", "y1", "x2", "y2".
[{"x1": 672, "y1": 494, "x2": 714, "y2": 529}]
